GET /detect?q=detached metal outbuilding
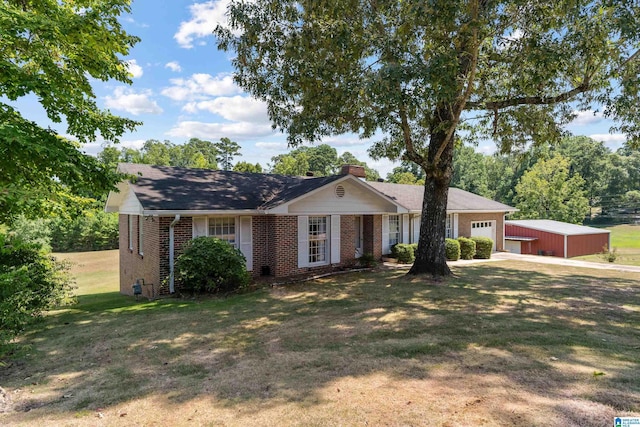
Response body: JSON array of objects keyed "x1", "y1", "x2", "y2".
[{"x1": 505, "y1": 219, "x2": 610, "y2": 258}]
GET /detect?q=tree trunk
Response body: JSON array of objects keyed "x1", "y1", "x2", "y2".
[
  {"x1": 408, "y1": 115, "x2": 455, "y2": 277},
  {"x1": 408, "y1": 173, "x2": 452, "y2": 276}
]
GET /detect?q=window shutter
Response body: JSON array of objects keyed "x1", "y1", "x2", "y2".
[
  {"x1": 402, "y1": 214, "x2": 410, "y2": 244},
  {"x1": 239, "y1": 216, "x2": 253, "y2": 271},
  {"x1": 192, "y1": 217, "x2": 207, "y2": 238},
  {"x1": 453, "y1": 214, "x2": 459, "y2": 238},
  {"x1": 412, "y1": 215, "x2": 421, "y2": 243},
  {"x1": 330, "y1": 215, "x2": 340, "y2": 264},
  {"x1": 297, "y1": 216, "x2": 309, "y2": 268},
  {"x1": 382, "y1": 214, "x2": 390, "y2": 255}
]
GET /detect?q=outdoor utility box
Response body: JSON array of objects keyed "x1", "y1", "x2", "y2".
[{"x1": 132, "y1": 282, "x2": 142, "y2": 295}]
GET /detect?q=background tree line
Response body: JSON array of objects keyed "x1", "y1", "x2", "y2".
[{"x1": 386, "y1": 136, "x2": 640, "y2": 224}]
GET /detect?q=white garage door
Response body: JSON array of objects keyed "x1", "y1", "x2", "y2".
[{"x1": 470, "y1": 220, "x2": 496, "y2": 251}]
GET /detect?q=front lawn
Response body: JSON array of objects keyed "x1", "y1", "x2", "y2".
[{"x1": 1, "y1": 255, "x2": 638, "y2": 426}]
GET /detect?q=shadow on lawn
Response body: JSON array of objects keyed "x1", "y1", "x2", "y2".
[{"x1": 3, "y1": 263, "x2": 639, "y2": 425}]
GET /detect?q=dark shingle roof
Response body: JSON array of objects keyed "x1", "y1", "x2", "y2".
[
  {"x1": 367, "y1": 181, "x2": 516, "y2": 212},
  {"x1": 118, "y1": 163, "x2": 343, "y2": 211}
]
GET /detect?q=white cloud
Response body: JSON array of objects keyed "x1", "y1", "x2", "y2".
[
  {"x1": 174, "y1": 0, "x2": 231, "y2": 49},
  {"x1": 570, "y1": 110, "x2": 604, "y2": 126},
  {"x1": 165, "y1": 61, "x2": 182, "y2": 72},
  {"x1": 322, "y1": 136, "x2": 367, "y2": 147},
  {"x1": 167, "y1": 120, "x2": 274, "y2": 140},
  {"x1": 105, "y1": 87, "x2": 163, "y2": 116},
  {"x1": 256, "y1": 141, "x2": 288, "y2": 151},
  {"x1": 161, "y1": 73, "x2": 239, "y2": 101},
  {"x1": 589, "y1": 133, "x2": 626, "y2": 143},
  {"x1": 125, "y1": 59, "x2": 143, "y2": 78},
  {"x1": 184, "y1": 96, "x2": 269, "y2": 122}
]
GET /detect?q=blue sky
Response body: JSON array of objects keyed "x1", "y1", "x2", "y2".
[{"x1": 16, "y1": 0, "x2": 629, "y2": 177}]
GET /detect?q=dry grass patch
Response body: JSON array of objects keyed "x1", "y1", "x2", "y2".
[{"x1": 1, "y1": 258, "x2": 639, "y2": 426}]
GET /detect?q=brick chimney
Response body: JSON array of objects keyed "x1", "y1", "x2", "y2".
[{"x1": 340, "y1": 164, "x2": 366, "y2": 179}]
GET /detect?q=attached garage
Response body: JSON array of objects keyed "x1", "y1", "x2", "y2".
[{"x1": 505, "y1": 219, "x2": 610, "y2": 258}]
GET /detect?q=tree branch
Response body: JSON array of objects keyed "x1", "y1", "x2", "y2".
[{"x1": 467, "y1": 82, "x2": 591, "y2": 110}]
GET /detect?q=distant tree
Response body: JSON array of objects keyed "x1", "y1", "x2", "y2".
[
  {"x1": 178, "y1": 138, "x2": 219, "y2": 169},
  {"x1": 140, "y1": 140, "x2": 174, "y2": 166},
  {"x1": 215, "y1": 137, "x2": 242, "y2": 170},
  {"x1": 451, "y1": 145, "x2": 491, "y2": 198},
  {"x1": 271, "y1": 153, "x2": 310, "y2": 176},
  {"x1": 97, "y1": 146, "x2": 122, "y2": 172},
  {"x1": 514, "y1": 155, "x2": 589, "y2": 224},
  {"x1": 233, "y1": 161, "x2": 263, "y2": 173}
]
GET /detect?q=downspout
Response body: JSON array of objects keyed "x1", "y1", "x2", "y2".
[{"x1": 169, "y1": 214, "x2": 181, "y2": 294}]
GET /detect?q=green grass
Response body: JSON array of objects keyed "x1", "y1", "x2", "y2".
[
  {"x1": 1, "y1": 251, "x2": 639, "y2": 426},
  {"x1": 574, "y1": 224, "x2": 640, "y2": 265}
]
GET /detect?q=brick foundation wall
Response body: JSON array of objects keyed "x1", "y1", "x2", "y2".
[
  {"x1": 158, "y1": 216, "x2": 193, "y2": 295},
  {"x1": 252, "y1": 215, "x2": 276, "y2": 277},
  {"x1": 340, "y1": 215, "x2": 357, "y2": 266},
  {"x1": 363, "y1": 215, "x2": 382, "y2": 260},
  {"x1": 119, "y1": 214, "x2": 159, "y2": 298}
]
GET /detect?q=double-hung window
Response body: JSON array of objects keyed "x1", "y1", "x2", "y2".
[
  {"x1": 445, "y1": 214, "x2": 452, "y2": 238},
  {"x1": 208, "y1": 217, "x2": 236, "y2": 246},
  {"x1": 128, "y1": 215, "x2": 134, "y2": 250},
  {"x1": 388, "y1": 215, "x2": 400, "y2": 246},
  {"x1": 308, "y1": 216, "x2": 328, "y2": 264}
]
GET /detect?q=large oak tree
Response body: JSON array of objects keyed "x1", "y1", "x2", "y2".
[
  {"x1": 0, "y1": 0, "x2": 140, "y2": 220},
  {"x1": 216, "y1": 0, "x2": 640, "y2": 276}
]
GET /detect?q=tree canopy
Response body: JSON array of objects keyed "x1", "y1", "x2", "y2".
[
  {"x1": 1, "y1": 0, "x2": 140, "y2": 220},
  {"x1": 217, "y1": 0, "x2": 640, "y2": 276}
]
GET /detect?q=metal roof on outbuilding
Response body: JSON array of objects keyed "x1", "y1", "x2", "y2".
[{"x1": 505, "y1": 220, "x2": 610, "y2": 236}]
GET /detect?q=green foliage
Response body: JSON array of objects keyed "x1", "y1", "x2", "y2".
[
  {"x1": 233, "y1": 161, "x2": 263, "y2": 173},
  {"x1": 9, "y1": 216, "x2": 52, "y2": 252},
  {"x1": 0, "y1": 234, "x2": 74, "y2": 352},
  {"x1": 358, "y1": 253, "x2": 377, "y2": 268},
  {"x1": 600, "y1": 245, "x2": 618, "y2": 263},
  {"x1": 445, "y1": 239, "x2": 460, "y2": 261},
  {"x1": 392, "y1": 243, "x2": 415, "y2": 264},
  {"x1": 175, "y1": 237, "x2": 250, "y2": 294},
  {"x1": 269, "y1": 144, "x2": 380, "y2": 178},
  {"x1": 1, "y1": 0, "x2": 140, "y2": 221},
  {"x1": 215, "y1": 137, "x2": 242, "y2": 170},
  {"x1": 457, "y1": 237, "x2": 476, "y2": 260},
  {"x1": 514, "y1": 155, "x2": 590, "y2": 224},
  {"x1": 49, "y1": 211, "x2": 119, "y2": 252},
  {"x1": 471, "y1": 237, "x2": 493, "y2": 259}
]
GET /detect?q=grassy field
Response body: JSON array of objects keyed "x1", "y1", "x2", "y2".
[
  {"x1": 574, "y1": 224, "x2": 640, "y2": 266},
  {"x1": 1, "y1": 251, "x2": 639, "y2": 426}
]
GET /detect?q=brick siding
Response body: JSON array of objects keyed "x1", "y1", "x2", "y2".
[{"x1": 363, "y1": 215, "x2": 383, "y2": 260}]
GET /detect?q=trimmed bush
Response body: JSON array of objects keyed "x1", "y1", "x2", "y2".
[
  {"x1": 0, "y1": 234, "x2": 73, "y2": 353},
  {"x1": 445, "y1": 238, "x2": 460, "y2": 261},
  {"x1": 471, "y1": 237, "x2": 493, "y2": 259},
  {"x1": 457, "y1": 237, "x2": 476, "y2": 260},
  {"x1": 358, "y1": 253, "x2": 377, "y2": 268},
  {"x1": 393, "y1": 243, "x2": 415, "y2": 264},
  {"x1": 175, "y1": 237, "x2": 250, "y2": 294}
]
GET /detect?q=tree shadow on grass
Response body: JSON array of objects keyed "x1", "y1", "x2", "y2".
[{"x1": 2, "y1": 263, "x2": 639, "y2": 426}]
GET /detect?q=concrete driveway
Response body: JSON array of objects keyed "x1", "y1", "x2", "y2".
[{"x1": 490, "y1": 252, "x2": 640, "y2": 274}]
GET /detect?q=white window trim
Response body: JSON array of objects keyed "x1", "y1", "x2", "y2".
[
  {"x1": 138, "y1": 215, "x2": 144, "y2": 256},
  {"x1": 308, "y1": 215, "x2": 329, "y2": 266},
  {"x1": 388, "y1": 214, "x2": 401, "y2": 246},
  {"x1": 128, "y1": 215, "x2": 133, "y2": 251}
]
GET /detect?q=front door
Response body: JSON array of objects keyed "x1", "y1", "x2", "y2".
[{"x1": 354, "y1": 216, "x2": 363, "y2": 258}]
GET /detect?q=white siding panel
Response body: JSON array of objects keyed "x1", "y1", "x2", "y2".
[
  {"x1": 331, "y1": 215, "x2": 341, "y2": 264},
  {"x1": 288, "y1": 181, "x2": 397, "y2": 214},
  {"x1": 402, "y1": 214, "x2": 410, "y2": 244},
  {"x1": 239, "y1": 216, "x2": 253, "y2": 271},
  {"x1": 298, "y1": 216, "x2": 309, "y2": 268},
  {"x1": 382, "y1": 214, "x2": 390, "y2": 255},
  {"x1": 120, "y1": 188, "x2": 143, "y2": 215},
  {"x1": 412, "y1": 215, "x2": 421, "y2": 243},
  {"x1": 192, "y1": 217, "x2": 208, "y2": 238},
  {"x1": 453, "y1": 213, "x2": 459, "y2": 238}
]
